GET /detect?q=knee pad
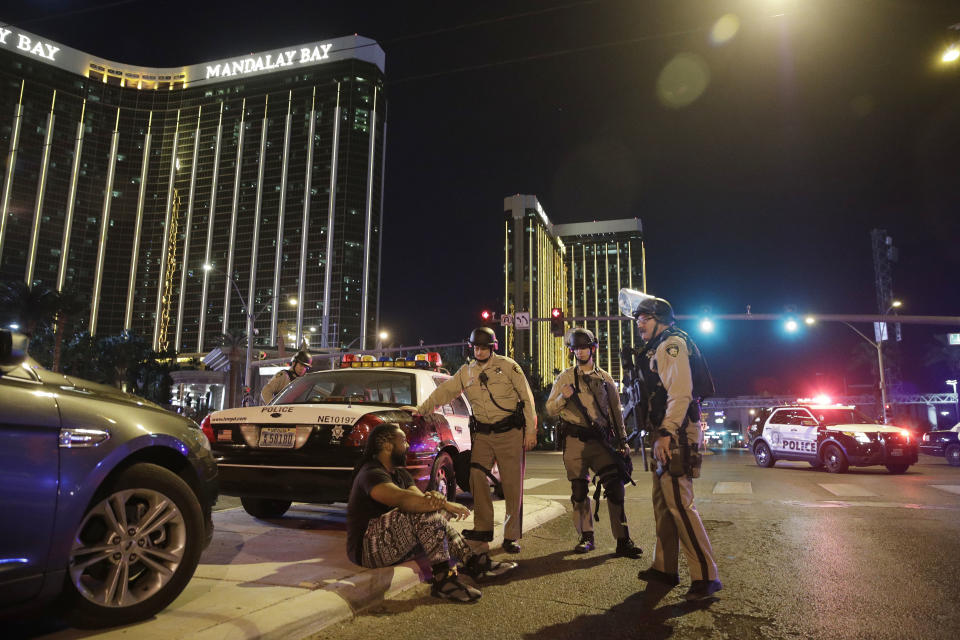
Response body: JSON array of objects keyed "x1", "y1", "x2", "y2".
[
  {"x1": 571, "y1": 479, "x2": 589, "y2": 503},
  {"x1": 600, "y1": 474, "x2": 625, "y2": 505}
]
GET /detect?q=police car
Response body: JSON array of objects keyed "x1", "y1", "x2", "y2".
[
  {"x1": 201, "y1": 353, "x2": 491, "y2": 519},
  {"x1": 747, "y1": 401, "x2": 918, "y2": 474}
]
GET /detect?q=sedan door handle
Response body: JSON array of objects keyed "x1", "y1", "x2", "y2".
[
  {"x1": 789, "y1": 428, "x2": 798, "y2": 432},
  {"x1": 454, "y1": 426, "x2": 463, "y2": 433}
]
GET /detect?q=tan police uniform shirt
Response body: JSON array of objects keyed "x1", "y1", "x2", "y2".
[
  {"x1": 649, "y1": 333, "x2": 699, "y2": 444},
  {"x1": 261, "y1": 369, "x2": 294, "y2": 404},
  {"x1": 546, "y1": 364, "x2": 627, "y2": 442},
  {"x1": 417, "y1": 354, "x2": 537, "y2": 435}
]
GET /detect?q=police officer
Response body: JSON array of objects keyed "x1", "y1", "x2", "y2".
[
  {"x1": 546, "y1": 328, "x2": 642, "y2": 558},
  {"x1": 261, "y1": 350, "x2": 311, "y2": 404},
  {"x1": 633, "y1": 296, "x2": 722, "y2": 600},
  {"x1": 415, "y1": 327, "x2": 537, "y2": 554}
]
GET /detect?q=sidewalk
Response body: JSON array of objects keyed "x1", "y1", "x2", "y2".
[{"x1": 42, "y1": 496, "x2": 565, "y2": 640}]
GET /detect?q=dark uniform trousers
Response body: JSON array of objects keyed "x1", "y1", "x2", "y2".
[
  {"x1": 563, "y1": 435, "x2": 627, "y2": 539},
  {"x1": 469, "y1": 428, "x2": 524, "y2": 547},
  {"x1": 651, "y1": 468, "x2": 718, "y2": 581}
]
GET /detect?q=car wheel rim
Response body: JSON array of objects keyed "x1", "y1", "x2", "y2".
[
  {"x1": 436, "y1": 466, "x2": 449, "y2": 497},
  {"x1": 69, "y1": 488, "x2": 186, "y2": 608},
  {"x1": 950, "y1": 449, "x2": 960, "y2": 464},
  {"x1": 756, "y1": 446, "x2": 768, "y2": 464}
]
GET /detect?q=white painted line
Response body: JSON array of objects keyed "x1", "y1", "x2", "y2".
[
  {"x1": 818, "y1": 484, "x2": 877, "y2": 497},
  {"x1": 526, "y1": 494, "x2": 571, "y2": 501},
  {"x1": 523, "y1": 477, "x2": 554, "y2": 490},
  {"x1": 930, "y1": 485, "x2": 960, "y2": 496},
  {"x1": 713, "y1": 482, "x2": 752, "y2": 494}
]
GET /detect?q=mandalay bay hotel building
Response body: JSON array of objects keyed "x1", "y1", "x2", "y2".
[{"x1": 0, "y1": 23, "x2": 386, "y2": 354}]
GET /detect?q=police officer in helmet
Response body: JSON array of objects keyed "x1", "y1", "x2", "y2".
[
  {"x1": 632, "y1": 295, "x2": 722, "y2": 600},
  {"x1": 414, "y1": 326, "x2": 537, "y2": 559},
  {"x1": 546, "y1": 327, "x2": 642, "y2": 558},
  {"x1": 261, "y1": 350, "x2": 312, "y2": 404}
]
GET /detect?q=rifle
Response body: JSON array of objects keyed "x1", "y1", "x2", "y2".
[{"x1": 619, "y1": 344, "x2": 649, "y2": 472}]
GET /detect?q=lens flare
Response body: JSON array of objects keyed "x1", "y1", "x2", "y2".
[
  {"x1": 710, "y1": 14, "x2": 740, "y2": 45},
  {"x1": 656, "y1": 53, "x2": 710, "y2": 109}
]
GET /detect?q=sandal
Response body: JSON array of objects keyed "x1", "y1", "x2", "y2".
[{"x1": 431, "y1": 571, "x2": 482, "y2": 602}]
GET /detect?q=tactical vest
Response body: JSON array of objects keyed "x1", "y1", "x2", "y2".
[{"x1": 638, "y1": 327, "x2": 715, "y2": 428}]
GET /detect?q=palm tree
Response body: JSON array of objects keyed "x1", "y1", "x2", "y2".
[
  {"x1": 0, "y1": 281, "x2": 57, "y2": 336},
  {"x1": 221, "y1": 329, "x2": 247, "y2": 408},
  {"x1": 50, "y1": 287, "x2": 90, "y2": 372}
]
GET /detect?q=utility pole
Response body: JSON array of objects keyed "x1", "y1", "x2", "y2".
[{"x1": 871, "y1": 229, "x2": 901, "y2": 409}]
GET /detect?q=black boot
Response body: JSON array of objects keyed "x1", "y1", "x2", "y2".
[
  {"x1": 574, "y1": 531, "x2": 595, "y2": 554},
  {"x1": 615, "y1": 537, "x2": 643, "y2": 558}
]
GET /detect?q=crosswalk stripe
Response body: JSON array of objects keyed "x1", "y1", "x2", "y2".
[
  {"x1": 818, "y1": 483, "x2": 877, "y2": 497},
  {"x1": 930, "y1": 485, "x2": 960, "y2": 496},
  {"x1": 523, "y1": 477, "x2": 554, "y2": 490},
  {"x1": 713, "y1": 482, "x2": 752, "y2": 494}
]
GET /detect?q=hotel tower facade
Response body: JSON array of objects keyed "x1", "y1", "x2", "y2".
[{"x1": 0, "y1": 23, "x2": 386, "y2": 353}]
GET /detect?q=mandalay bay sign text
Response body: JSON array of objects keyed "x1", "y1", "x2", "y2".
[{"x1": 205, "y1": 43, "x2": 334, "y2": 79}]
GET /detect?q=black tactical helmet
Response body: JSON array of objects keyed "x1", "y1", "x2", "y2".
[
  {"x1": 634, "y1": 297, "x2": 675, "y2": 324},
  {"x1": 468, "y1": 327, "x2": 498, "y2": 350},
  {"x1": 565, "y1": 327, "x2": 598, "y2": 350},
  {"x1": 291, "y1": 350, "x2": 312, "y2": 368}
]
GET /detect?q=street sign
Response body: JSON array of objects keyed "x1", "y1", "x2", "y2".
[
  {"x1": 500, "y1": 314, "x2": 514, "y2": 327},
  {"x1": 874, "y1": 322, "x2": 888, "y2": 342},
  {"x1": 515, "y1": 312, "x2": 531, "y2": 330},
  {"x1": 949, "y1": 333, "x2": 960, "y2": 346}
]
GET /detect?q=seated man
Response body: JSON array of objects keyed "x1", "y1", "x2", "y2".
[{"x1": 346, "y1": 423, "x2": 516, "y2": 602}]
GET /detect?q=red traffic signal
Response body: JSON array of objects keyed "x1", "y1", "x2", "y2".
[
  {"x1": 550, "y1": 308, "x2": 564, "y2": 337},
  {"x1": 480, "y1": 310, "x2": 495, "y2": 326}
]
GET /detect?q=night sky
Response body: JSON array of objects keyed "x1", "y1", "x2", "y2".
[{"x1": 7, "y1": 0, "x2": 960, "y2": 398}]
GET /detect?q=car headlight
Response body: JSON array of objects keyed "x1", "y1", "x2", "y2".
[{"x1": 844, "y1": 431, "x2": 871, "y2": 444}]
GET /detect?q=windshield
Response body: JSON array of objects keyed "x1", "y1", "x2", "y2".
[
  {"x1": 811, "y1": 408, "x2": 874, "y2": 426},
  {"x1": 273, "y1": 370, "x2": 416, "y2": 406}
]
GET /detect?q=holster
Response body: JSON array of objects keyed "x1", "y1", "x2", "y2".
[{"x1": 666, "y1": 443, "x2": 701, "y2": 478}]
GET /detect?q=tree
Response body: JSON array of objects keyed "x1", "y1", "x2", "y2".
[
  {"x1": 0, "y1": 280, "x2": 57, "y2": 336},
  {"x1": 221, "y1": 329, "x2": 247, "y2": 408},
  {"x1": 50, "y1": 287, "x2": 90, "y2": 372}
]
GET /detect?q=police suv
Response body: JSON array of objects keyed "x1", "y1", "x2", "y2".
[
  {"x1": 201, "y1": 353, "x2": 491, "y2": 519},
  {"x1": 747, "y1": 402, "x2": 917, "y2": 474}
]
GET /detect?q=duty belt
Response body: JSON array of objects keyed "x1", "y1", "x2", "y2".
[
  {"x1": 562, "y1": 421, "x2": 607, "y2": 442},
  {"x1": 471, "y1": 414, "x2": 522, "y2": 435}
]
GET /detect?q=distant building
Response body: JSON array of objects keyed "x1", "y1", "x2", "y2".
[
  {"x1": 554, "y1": 218, "x2": 645, "y2": 381},
  {"x1": 0, "y1": 22, "x2": 386, "y2": 353},
  {"x1": 502, "y1": 194, "x2": 645, "y2": 385},
  {"x1": 503, "y1": 194, "x2": 567, "y2": 385}
]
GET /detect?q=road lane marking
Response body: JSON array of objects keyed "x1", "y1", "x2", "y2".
[
  {"x1": 523, "y1": 477, "x2": 554, "y2": 490},
  {"x1": 783, "y1": 500, "x2": 953, "y2": 510},
  {"x1": 713, "y1": 482, "x2": 752, "y2": 494},
  {"x1": 930, "y1": 485, "x2": 960, "y2": 495},
  {"x1": 526, "y1": 494, "x2": 571, "y2": 501},
  {"x1": 818, "y1": 484, "x2": 877, "y2": 497}
]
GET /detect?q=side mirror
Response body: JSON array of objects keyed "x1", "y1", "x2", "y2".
[{"x1": 0, "y1": 330, "x2": 29, "y2": 367}]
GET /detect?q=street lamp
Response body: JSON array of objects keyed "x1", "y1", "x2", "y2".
[
  {"x1": 947, "y1": 379, "x2": 959, "y2": 423},
  {"x1": 839, "y1": 299, "x2": 901, "y2": 423},
  {"x1": 203, "y1": 263, "x2": 278, "y2": 404}
]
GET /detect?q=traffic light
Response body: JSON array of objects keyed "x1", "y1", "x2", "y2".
[
  {"x1": 550, "y1": 308, "x2": 564, "y2": 337},
  {"x1": 480, "y1": 310, "x2": 495, "y2": 326}
]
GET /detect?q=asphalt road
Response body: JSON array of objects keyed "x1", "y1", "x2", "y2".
[{"x1": 312, "y1": 449, "x2": 960, "y2": 640}]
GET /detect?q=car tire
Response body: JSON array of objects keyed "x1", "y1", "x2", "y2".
[
  {"x1": 946, "y1": 444, "x2": 960, "y2": 467},
  {"x1": 885, "y1": 463, "x2": 909, "y2": 474},
  {"x1": 63, "y1": 463, "x2": 204, "y2": 629},
  {"x1": 753, "y1": 441, "x2": 775, "y2": 468},
  {"x1": 428, "y1": 451, "x2": 457, "y2": 501},
  {"x1": 821, "y1": 444, "x2": 848, "y2": 474},
  {"x1": 809, "y1": 461, "x2": 824, "y2": 470},
  {"x1": 240, "y1": 497, "x2": 292, "y2": 519}
]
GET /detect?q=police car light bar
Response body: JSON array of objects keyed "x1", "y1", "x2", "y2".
[{"x1": 339, "y1": 352, "x2": 443, "y2": 369}]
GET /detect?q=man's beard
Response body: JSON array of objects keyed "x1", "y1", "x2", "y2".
[
  {"x1": 576, "y1": 356, "x2": 592, "y2": 366},
  {"x1": 391, "y1": 449, "x2": 406, "y2": 467},
  {"x1": 475, "y1": 353, "x2": 491, "y2": 363}
]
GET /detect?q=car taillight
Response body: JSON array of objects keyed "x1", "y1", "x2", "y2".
[
  {"x1": 199, "y1": 415, "x2": 214, "y2": 443},
  {"x1": 347, "y1": 413, "x2": 384, "y2": 447}
]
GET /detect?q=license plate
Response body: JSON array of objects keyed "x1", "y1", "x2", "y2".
[
  {"x1": 258, "y1": 427, "x2": 296, "y2": 448},
  {"x1": 890, "y1": 448, "x2": 903, "y2": 456}
]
